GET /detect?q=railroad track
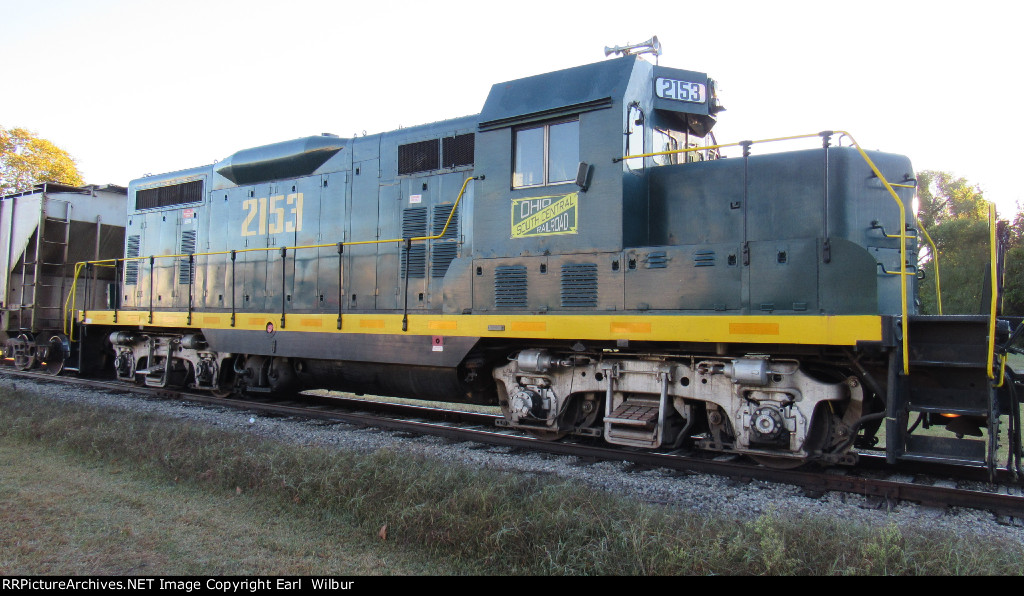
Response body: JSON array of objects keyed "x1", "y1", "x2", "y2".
[{"x1": 3, "y1": 367, "x2": 1024, "y2": 519}]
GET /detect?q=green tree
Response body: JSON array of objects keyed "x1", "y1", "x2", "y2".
[
  {"x1": 1003, "y1": 204, "x2": 1024, "y2": 316},
  {"x1": 917, "y1": 171, "x2": 1023, "y2": 316},
  {"x1": 0, "y1": 126, "x2": 84, "y2": 196}
]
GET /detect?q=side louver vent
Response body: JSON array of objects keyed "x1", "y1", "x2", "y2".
[
  {"x1": 645, "y1": 251, "x2": 668, "y2": 269},
  {"x1": 401, "y1": 207, "x2": 428, "y2": 279},
  {"x1": 560, "y1": 263, "x2": 598, "y2": 307},
  {"x1": 402, "y1": 206, "x2": 428, "y2": 237},
  {"x1": 402, "y1": 245, "x2": 427, "y2": 278},
  {"x1": 693, "y1": 249, "x2": 715, "y2": 267},
  {"x1": 125, "y1": 235, "x2": 141, "y2": 285},
  {"x1": 178, "y1": 230, "x2": 197, "y2": 284},
  {"x1": 430, "y1": 204, "x2": 459, "y2": 278},
  {"x1": 431, "y1": 204, "x2": 459, "y2": 239},
  {"x1": 431, "y1": 243, "x2": 458, "y2": 278},
  {"x1": 495, "y1": 265, "x2": 528, "y2": 308}
]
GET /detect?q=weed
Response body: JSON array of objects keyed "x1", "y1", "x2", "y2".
[{"x1": 860, "y1": 523, "x2": 906, "y2": 575}]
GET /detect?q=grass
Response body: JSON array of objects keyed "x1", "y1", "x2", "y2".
[
  {"x1": 3, "y1": 385, "x2": 1024, "y2": 575},
  {"x1": 0, "y1": 442, "x2": 435, "y2": 575}
]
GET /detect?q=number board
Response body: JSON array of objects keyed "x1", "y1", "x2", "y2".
[
  {"x1": 511, "y1": 192, "x2": 578, "y2": 238},
  {"x1": 655, "y1": 77, "x2": 706, "y2": 103}
]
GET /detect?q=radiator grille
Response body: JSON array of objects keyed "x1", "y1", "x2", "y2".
[
  {"x1": 442, "y1": 134, "x2": 474, "y2": 168},
  {"x1": 135, "y1": 180, "x2": 203, "y2": 210},
  {"x1": 398, "y1": 139, "x2": 440, "y2": 175}
]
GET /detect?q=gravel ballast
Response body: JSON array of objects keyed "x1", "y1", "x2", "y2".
[{"x1": 5, "y1": 371, "x2": 1024, "y2": 545}]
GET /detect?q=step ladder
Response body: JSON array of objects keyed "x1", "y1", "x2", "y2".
[
  {"x1": 888, "y1": 315, "x2": 997, "y2": 469},
  {"x1": 604, "y1": 397, "x2": 663, "y2": 448},
  {"x1": 14, "y1": 197, "x2": 72, "y2": 333}
]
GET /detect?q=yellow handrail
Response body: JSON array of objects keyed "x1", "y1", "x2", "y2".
[
  {"x1": 63, "y1": 261, "x2": 115, "y2": 340},
  {"x1": 917, "y1": 225, "x2": 942, "y2": 315},
  {"x1": 834, "y1": 131, "x2": 912, "y2": 374},
  {"x1": 62, "y1": 262, "x2": 85, "y2": 337},
  {"x1": 614, "y1": 132, "x2": 823, "y2": 162},
  {"x1": 64, "y1": 176, "x2": 477, "y2": 338}
]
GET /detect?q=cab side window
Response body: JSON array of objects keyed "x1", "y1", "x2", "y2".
[{"x1": 513, "y1": 119, "x2": 579, "y2": 188}]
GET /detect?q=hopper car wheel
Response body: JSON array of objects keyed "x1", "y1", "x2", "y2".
[
  {"x1": 12, "y1": 333, "x2": 37, "y2": 371},
  {"x1": 42, "y1": 335, "x2": 69, "y2": 375}
]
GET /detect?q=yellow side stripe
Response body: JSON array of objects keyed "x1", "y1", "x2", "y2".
[{"x1": 78, "y1": 311, "x2": 882, "y2": 346}]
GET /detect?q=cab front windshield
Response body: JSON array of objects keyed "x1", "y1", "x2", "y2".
[{"x1": 652, "y1": 126, "x2": 717, "y2": 166}]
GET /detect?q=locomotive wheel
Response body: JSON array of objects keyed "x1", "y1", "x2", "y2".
[
  {"x1": 499, "y1": 399, "x2": 569, "y2": 441},
  {"x1": 210, "y1": 385, "x2": 235, "y2": 398},
  {"x1": 748, "y1": 403, "x2": 836, "y2": 469},
  {"x1": 207, "y1": 358, "x2": 237, "y2": 397},
  {"x1": 525, "y1": 397, "x2": 600, "y2": 441},
  {"x1": 748, "y1": 455, "x2": 809, "y2": 469},
  {"x1": 526, "y1": 428, "x2": 569, "y2": 441}
]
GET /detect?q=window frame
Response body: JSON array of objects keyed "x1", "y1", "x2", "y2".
[{"x1": 512, "y1": 118, "x2": 579, "y2": 189}]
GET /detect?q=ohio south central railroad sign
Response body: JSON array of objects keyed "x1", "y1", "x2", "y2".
[{"x1": 510, "y1": 192, "x2": 578, "y2": 238}]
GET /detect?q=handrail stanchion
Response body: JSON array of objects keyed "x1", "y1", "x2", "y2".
[
  {"x1": 988, "y1": 204, "x2": 999, "y2": 379},
  {"x1": 187, "y1": 254, "x2": 194, "y2": 326},
  {"x1": 148, "y1": 256, "x2": 155, "y2": 324},
  {"x1": 114, "y1": 258, "x2": 121, "y2": 323},
  {"x1": 230, "y1": 250, "x2": 237, "y2": 328},
  {"x1": 342, "y1": 245, "x2": 350, "y2": 333},
  {"x1": 280, "y1": 247, "x2": 288, "y2": 329}
]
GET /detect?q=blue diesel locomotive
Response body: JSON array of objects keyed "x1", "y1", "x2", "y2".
[{"x1": 64, "y1": 43, "x2": 1018, "y2": 470}]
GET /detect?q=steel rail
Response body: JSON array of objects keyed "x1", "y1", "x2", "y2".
[{"x1": 3, "y1": 368, "x2": 1023, "y2": 517}]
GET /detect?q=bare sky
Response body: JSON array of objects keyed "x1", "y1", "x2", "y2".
[{"x1": 3, "y1": 0, "x2": 1020, "y2": 217}]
